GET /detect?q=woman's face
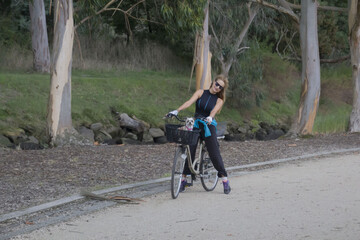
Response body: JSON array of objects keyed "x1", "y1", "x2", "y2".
[{"x1": 212, "y1": 79, "x2": 225, "y2": 93}]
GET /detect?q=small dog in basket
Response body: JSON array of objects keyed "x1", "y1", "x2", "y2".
[{"x1": 179, "y1": 117, "x2": 194, "y2": 131}]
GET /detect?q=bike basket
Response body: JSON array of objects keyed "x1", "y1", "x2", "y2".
[{"x1": 165, "y1": 124, "x2": 200, "y2": 145}]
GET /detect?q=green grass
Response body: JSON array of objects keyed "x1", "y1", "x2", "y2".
[
  {"x1": 313, "y1": 100, "x2": 352, "y2": 133},
  {"x1": 0, "y1": 70, "x2": 244, "y2": 141},
  {"x1": 0, "y1": 54, "x2": 354, "y2": 141}
]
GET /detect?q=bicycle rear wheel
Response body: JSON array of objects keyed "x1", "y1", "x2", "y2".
[
  {"x1": 200, "y1": 149, "x2": 218, "y2": 191},
  {"x1": 171, "y1": 146, "x2": 187, "y2": 199}
]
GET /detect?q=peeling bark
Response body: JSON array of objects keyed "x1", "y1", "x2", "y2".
[
  {"x1": 289, "y1": 0, "x2": 321, "y2": 135},
  {"x1": 348, "y1": 0, "x2": 360, "y2": 132},
  {"x1": 29, "y1": 0, "x2": 50, "y2": 73},
  {"x1": 199, "y1": 0, "x2": 210, "y2": 89},
  {"x1": 47, "y1": 0, "x2": 75, "y2": 145}
]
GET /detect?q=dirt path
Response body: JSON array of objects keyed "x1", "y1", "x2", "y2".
[
  {"x1": 1, "y1": 133, "x2": 360, "y2": 216},
  {"x1": 11, "y1": 153, "x2": 360, "y2": 240}
]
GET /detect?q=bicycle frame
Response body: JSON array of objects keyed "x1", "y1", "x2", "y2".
[{"x1": 183, "y1": 139, "x2": 205, "y2": 175}]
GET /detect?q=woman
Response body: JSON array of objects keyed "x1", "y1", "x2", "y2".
[{"x1": 167, "y1": 75, "x2": 231, "y2": 194}]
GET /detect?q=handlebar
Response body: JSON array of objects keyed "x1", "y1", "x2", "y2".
[
  {"x1": 164, "y1": 113, "x2": 185, "y2": 122},
  {"x1": 164, "y1": 114, "x2": 208, "y2": 123}
]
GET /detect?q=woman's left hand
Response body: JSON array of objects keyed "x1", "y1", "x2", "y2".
[{"x1": 205, "y1": 116, "x2": 213, "y2": 125}]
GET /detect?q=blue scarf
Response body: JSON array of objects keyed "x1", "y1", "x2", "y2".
[{"x1": 194, "y1": 119, "x2": 217, "y2": 137}]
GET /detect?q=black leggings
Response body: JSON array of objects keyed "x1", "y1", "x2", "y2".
[{"x1": 183, "y1": 124, "x2": 228, "y2": 178}]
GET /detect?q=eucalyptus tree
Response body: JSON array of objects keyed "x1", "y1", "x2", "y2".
[
  {"x1": 209, "y1": 0, "x2": 259, "y2": 77},
  {"x1": 261, "y1": 0, "x2": 321, "y2": 135},
  {"x1": 46, "y1": 0, "x2": 160, "y2": 145},
  {"x1": 348, "y1": 0, "x2": 360, "y2": 132},
  {"x1": 47, "y1": 0, "x2": 76, "y2": 146},
  {"x1": 291, "y1": 0, "x2": 321, "y2": 135},
  {"x1": 29, "y1": 0, "x2": 50, "y2": 73}
]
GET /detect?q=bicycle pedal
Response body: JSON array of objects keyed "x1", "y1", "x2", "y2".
[{"x1": 185, "y1": 183, "x2": 193, "y2": 187}]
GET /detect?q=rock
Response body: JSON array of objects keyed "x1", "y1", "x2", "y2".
[
  {"x1": 103, "y1": 138, "x2": 123, "y2": 145},
  {"x1": 149, "y1": 128, "x2": 164, "y2": 138},
  {"x1": 237, "y1": 127, "x2": 248, "y2": 134},
  {"x1": 90, "y1": 123, "x2": 103, "y2": 131},
  {"x1": 124, "y1": 132, "x2": 138, "y2": 141},
  {"x1": 0, "y1": 135, "x2": 13, "y2": 148},
  {"x1": 153, "y1": 136, "x2": 167, "y2": 144},
  {"x1": 118, "y1": 113, "x2": 146, "y2": 133},
  {"x1": 265, "y1": 129, "x2": 285, "y2": 140},
  {"x1": 255, "y1": 128, "x2": 267, "y2": 141},
  {"x1": 121, "y1": 138, "x2": 140, "y2": 145},
  {"x1": 149, "y1": 128, "x2": 165, "y2": 138},
  {"x1": 53, "y1": 128, "x2": 92, "y2": 147},
  {"x1": 225, "y1": 133, "x2": 245, "y2": 142},
  {"x1": 245, "y1": 131, "x2": 255, "y2": 140},
  {"x1": 106, "y1": 126, "x2": 125, "y2": 138},
  {"x1": 132, "y1": 115, "x2": 150, "y2": 131},
  {"x1": 4, "y1": 128, "x2": 27, "y2": 145},
  {"x1": 259, "y1": 122, "x2": 272, "y2": 134},
  {"x1": 142, "y1": 131, "x2": 154, "y2": 143},
  {"x1": 95, "y1": 130, "x2": 112, "y2": 143},
  {"x1": 78, "y1": 126, "x2": 95, "y2": 142},
  {"x1": 227, "y1": 122, "x2": 240, "y2": 134},
  {"x1": 19, "y1": 142, "x2": 43, "y2": 150},
  {"x1": 28, "y1": 136, "x2": 39, "y2": 144},
  {"x1": 216, "y1": 122, "x2": 228, "y2": 137}
]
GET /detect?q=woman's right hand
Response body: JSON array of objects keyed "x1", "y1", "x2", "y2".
[{"x1": 166, "y1": 110, "x2": 178, "y2": 118}]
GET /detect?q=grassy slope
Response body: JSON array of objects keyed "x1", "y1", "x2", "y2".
[
  {"x1": 314, "y1": 64, "x2": 353, "y2": 133},
  {"x1": 0, "y1": 69, "x2": 244, "y2": 140},
  {"x1": 0, "y1": 53, "x2": 353, "y2": 142}
]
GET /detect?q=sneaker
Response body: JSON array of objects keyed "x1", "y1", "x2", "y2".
[
  {"x1": 223, "y1": 180, "x2": 231, "y2": 194},
  {"x1": 180, "y1": 179, "x2": 187, "y2": 192}
]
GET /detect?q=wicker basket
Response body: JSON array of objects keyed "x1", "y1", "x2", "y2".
[{"x1": 165, "y1": 124, "x2": 200, "y2": 145}]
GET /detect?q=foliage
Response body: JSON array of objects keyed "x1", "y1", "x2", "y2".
[
  {"x1": 72, "y1": 0, "x2": 206, "y2": 58},
  {"x1": 0, "y1": 1, "x2": 31, "y2": 47},
  {"x1": 226, "y1": 41, "x2": 264, "y2": 108},
  {"x1": 255, "y1": 0, "x2": 349, "y2": 60},
  {"x1": 159, "y1": 0, "x2": 207, "y2": 56}
]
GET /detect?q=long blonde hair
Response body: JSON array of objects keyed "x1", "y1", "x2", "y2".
[{"x1": 210, "y1": 75, "x2": 228, "y2": 103}]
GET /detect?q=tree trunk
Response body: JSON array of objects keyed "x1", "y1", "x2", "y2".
[
  {"x1": 47, "y1": 0, "x2": 75, "y2": 145},
  {"x1": 289, "y1": 0, "x2": 321, "y2": 135},
  {"x1": 29, "y1": 0, "x2": 50, "y2": 73},
  {"x1": 348, "y1": 0, "x2": 360, "y2": 132},
  {"x1": 198, "y1": 0, "x2": 211, "y2": 89},
  {"x1": 195, "y1": 38, "x2": 212, "y2": 90}
]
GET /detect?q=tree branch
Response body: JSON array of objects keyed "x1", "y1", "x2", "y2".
[
  {"x1": 249, "y1": 0, "x2": 299, "y2": 24},
  {"x1": 234, "y1": 3, "x2": 259, "y2": 50},
  {"x1": 281, "y1": 55, "x2": 350, "y2": 64},
  {"x1": 284, "y1": 1, "x2": 347, "y2": 12},
  {"x1": 320, "y1": 55, "x2": 350, "y2": 63},
  {"x1": 74, "y1": 0, "x2": 162, "y2": 29}
]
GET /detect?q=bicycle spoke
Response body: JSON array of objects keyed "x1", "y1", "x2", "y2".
[
  {"x1": 200, "y1": 150, "x2": 218, "y2": 191},
  {"x1": 171, "y1": 147, "x2": 186, "y2": 199}
]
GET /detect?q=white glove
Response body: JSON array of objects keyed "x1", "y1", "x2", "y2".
[
  {"x1": 205, "y1": 116, "x2": 213, "y2": 124},
  {"x1": 169, "y1": 110, "x2": 178, "y2": 116}
]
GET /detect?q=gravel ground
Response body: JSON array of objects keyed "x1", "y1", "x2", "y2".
[{"x1": 1, "y1": 133, "x2": 360, "y2": 216}]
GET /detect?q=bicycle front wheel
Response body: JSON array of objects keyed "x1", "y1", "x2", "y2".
[
  {"x1": 200, "y1": 149, "x2": 218, "y2": 191},
  {"x1": 171, "y1": 146, "x2": 187, "y2": 199}
]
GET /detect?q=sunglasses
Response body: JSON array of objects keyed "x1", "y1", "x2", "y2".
[{"x1": 215, "y1": 81, "x2": 224, "y2": 90}]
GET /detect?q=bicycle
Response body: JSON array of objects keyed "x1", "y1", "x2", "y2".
[{"x1": 164, "y1": 114, "x2": 219, "y2": 199}]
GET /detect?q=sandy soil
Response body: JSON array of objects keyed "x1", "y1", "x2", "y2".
[
  {"x1": 11, "y1": 153, "x2": 360, "y2": 240},
  {"x1": 1, "y1": 133, "x2": 360, "y2": 215}
]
